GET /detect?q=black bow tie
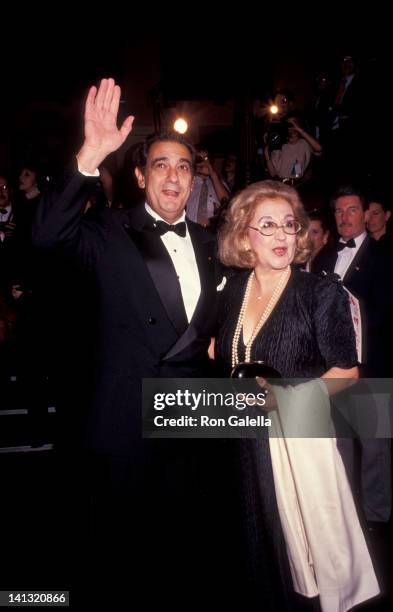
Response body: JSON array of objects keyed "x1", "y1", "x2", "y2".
[
  {"x1": 337, "y1": 238, "x2": 356, "y2": 251},
  {"x1": 155, "y1": 220, "x2": 187, "y2": 238}
]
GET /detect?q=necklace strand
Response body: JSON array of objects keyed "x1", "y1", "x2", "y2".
[{"x1": 231, "y1": 267, "x2": 290, "y2": 368}]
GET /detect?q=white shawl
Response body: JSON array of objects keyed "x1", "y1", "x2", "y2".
[{"x1": 269, "y1": 380, "x2": 380, "y2": 612}]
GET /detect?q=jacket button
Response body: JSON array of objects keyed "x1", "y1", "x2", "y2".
[{"x1": 148, "y1": 316, "x2": 156, "y2": 325}]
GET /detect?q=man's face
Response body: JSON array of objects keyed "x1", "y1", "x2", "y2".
[
  {"x1": 287, "y1": 127, "x2": 299, "y2": 143},
  {"x1": 334, "y1": 195, "x2": 368, "y2": 241},
  {"x1": 196, "y1": 162, "x2": 210, "y2": 178},
  {"x1": 342, "y1": 58, "x2": 355, "y2": 77},
  {"x1": 135, "y1": 141, "x2": 193, "y2": 223},
  {"x1": 0, "y1": 176, "x2": 11, "y2": 208}
]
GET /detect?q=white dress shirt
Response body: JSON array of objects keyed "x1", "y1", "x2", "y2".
[
  {"x1": 334, "y1": 231, "x2": 367, "y2": 280},
  {"x1": 145, "y1": 203, "x2": 201, "y2": 322}
]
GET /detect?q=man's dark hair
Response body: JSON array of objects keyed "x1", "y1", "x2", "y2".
[
  {"x1": 0, "y1": 171, "x2": 11, "y2": 185},
  {"x1": 134, "y1": 131, "x2": 196, "y2": 173},
  {"x1": 330, "y1": 185, "x2": 367, "y2": 211}
]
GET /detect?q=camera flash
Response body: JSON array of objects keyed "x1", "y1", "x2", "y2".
[{"x1": 173, "y1": 118, "x2": 188, "y2": 134}]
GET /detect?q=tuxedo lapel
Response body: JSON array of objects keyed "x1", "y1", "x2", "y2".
[
  {"x1": 125, "y1": 206, "x2": 188, "y2": 336},
  {"x1": 343, "y1": 236, "x2": 369, "y2": 284}
]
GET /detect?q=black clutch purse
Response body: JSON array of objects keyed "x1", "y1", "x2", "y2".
[{"x1": 230, "y1": 360, "x2": 281, "y2": 380}]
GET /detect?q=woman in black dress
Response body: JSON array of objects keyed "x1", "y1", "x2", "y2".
[{"x1": 215, "y1": 180, "x2": 379, "y2": 611}]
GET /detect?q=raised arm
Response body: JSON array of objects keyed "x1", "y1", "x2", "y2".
[
  {"x1": 32, "y1": 79, "x2": 134, "y2": 266},
  {"x1": 76, "y1": 78, "x2": 134, "y2": 173},
  {"x1": 287, "y1": 117, "x2": 322, "y2": 154}
]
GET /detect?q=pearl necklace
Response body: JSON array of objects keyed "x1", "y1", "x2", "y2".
[{"x1": 231, "y1": 267, "x2": 290, "y2": 368}]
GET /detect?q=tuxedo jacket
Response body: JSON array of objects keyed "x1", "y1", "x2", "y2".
[
  {"x1": 312, "y1": 236, "x2": 390, "y2": 375},
  {"x1": 332, "y1": 74, "x2": 364, "y2": 132},
  {"x1": 32, "y1": 165, "x2": 222, "y2": 455}
]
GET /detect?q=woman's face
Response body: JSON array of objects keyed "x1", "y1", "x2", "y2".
[
  {"x1": 247, "y1": 198, "x2": 298, "y2": 271},
  {"x1": 19, "y1": 168, "x2": 37, "y2": 192},
  {"x1": 366, "y1": 202, "x2": 390, "y2": 235},
  {"x1": 309, "y1": 219, "x2": 329, "y2": 256}
]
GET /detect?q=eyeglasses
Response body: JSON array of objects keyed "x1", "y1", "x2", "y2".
[{"x1": 248, "y1": 220, "x2": 302, "y2": 236}]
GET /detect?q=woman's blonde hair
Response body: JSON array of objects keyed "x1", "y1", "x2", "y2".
[{"x1": 218, "y1": 180, "x2": 311, "y2": 268}]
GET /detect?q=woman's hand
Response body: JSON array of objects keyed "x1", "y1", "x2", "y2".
[{"x1": 255, "y1": 377, "x2": 278, "y2": 411}]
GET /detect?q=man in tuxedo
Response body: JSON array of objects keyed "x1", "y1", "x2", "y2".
[
  {"x1": 313, "y1": 185, "x2": 391, "y2": 530},
  {"x1": 33, "y1": 78, "x2": 223, "y2": 604},
  {"x1": 325, "y1": 55, "x2": 364, "y2": 184}
]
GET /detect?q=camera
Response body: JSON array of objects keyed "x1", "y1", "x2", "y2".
[
  {"x1": 196, "y1": 151, "x2": 209, "y2": 165},
  {"x1": 266, "y1": 121, "x2": 289, "y2": 152}
]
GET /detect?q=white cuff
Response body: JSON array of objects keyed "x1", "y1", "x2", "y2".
[{"x1": 78, "y1": 167, "x2": 100, "y2": 177}]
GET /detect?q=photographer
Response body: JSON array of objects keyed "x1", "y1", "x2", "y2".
[
  {"x1": 185, "y1": 149, "x2": 229, "y2": 227},
  {"x1": 264, "y1": 116, "x2": 322, "y2": 183}
]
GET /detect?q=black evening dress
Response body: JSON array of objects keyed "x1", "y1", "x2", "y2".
[{"x1": 215, "y1": 268, "x2": 358, "y2": 610}]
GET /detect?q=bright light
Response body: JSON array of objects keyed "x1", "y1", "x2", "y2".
[
  {"x1": 173, "y1": 118, "x2": 188, "y2": 134},
  {"x1": 270, "y1": 105, "x2": 279, "y2": 115}
]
